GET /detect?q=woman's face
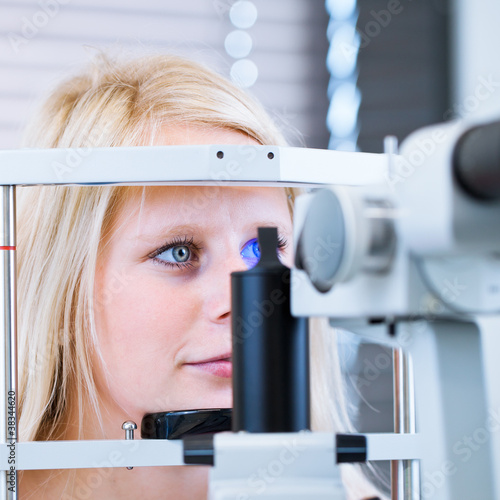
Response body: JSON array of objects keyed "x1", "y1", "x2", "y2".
[{"x1": 93, "y1": 127, "x2": 293, "y2": 434}]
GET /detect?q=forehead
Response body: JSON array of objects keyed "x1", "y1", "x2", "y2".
[
  {"x1": 152, "y1": 125, "x2": 258, "y2": 146},
  {"x1": 115, "y1": 186, "x2": 291, "y2": 237}
]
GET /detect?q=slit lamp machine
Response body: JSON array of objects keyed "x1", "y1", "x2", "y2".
[{"x1": 0, "y1": 116, "x2": 499, "y2": 499}]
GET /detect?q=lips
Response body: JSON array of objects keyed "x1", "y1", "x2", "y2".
[{"x1": 185, "y1": 354, "x2": 232, "y2": 378}]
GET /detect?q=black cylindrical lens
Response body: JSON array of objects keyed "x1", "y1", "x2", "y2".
[{"x1": 231, "y1": 227, "x2": 309, "y2": 433}]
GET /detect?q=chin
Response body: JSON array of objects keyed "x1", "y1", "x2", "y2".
[
  {"x1": 192, "y1": 394, "x2": 233, "y2": 411},
  {"x1": 187, "y1": 389, "x2": 233, "y2": 411}
]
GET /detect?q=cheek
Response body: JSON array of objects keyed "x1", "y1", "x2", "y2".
[
  {"x1": 93, "y1": 268, "x2": 201, "y2": 410},
  {"x1": 96, "y1": 265, "x2": 198, "y2": 342}
]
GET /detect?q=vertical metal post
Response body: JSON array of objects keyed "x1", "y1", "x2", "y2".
[
  {"x1": 392, "y1": 347, "x2": 419, "y2": 500},
  {"x1": 0, "y1": 186, "x2": 17, "y2": 499}
]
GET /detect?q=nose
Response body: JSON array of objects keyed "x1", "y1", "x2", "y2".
[{"x1": 203, "y1": 250, "x2": 247, "y2": 324}]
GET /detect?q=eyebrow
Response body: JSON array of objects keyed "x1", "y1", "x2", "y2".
[{"x1": 133, "y1": 221, "x2": 292, "y2": 243}]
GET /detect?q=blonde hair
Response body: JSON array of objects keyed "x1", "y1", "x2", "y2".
[{"x1": 18, "y1": 53, "x2": 381, "y2": 498}]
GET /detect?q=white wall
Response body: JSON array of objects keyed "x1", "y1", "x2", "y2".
[
  {"x1": 0, "y1": 0, "x2": 330, "y2": 149},
  {"x1": 451, "y1": 0, "x2": 500, "y2": 121}
]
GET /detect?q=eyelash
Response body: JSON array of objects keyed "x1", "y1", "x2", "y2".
[
  {"x1": 276, "y1": 235, "x2": 288, "y2": 251},
  {"x1": 149, "y1": 234, "x2": 289, "y2": 270}
]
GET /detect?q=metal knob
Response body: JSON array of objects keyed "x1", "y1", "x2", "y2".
[
  {"x1": 122, "y1": 421, "x2": 137, "y2": 470},
  {"x1": 122, "y1": 420, "x2": 137, "y2": 439}
]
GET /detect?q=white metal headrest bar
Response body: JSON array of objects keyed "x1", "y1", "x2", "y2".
[{"x1": 0, "y1": 145, "x2": 387, "y2": 187}]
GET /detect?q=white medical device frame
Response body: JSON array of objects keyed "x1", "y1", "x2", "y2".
[
  {"x1": 0, "y1": 143, "x2": 410, "y2": 499},
  {"x1": 291, "y1": 117, "x2": 500, "y2": 500}
]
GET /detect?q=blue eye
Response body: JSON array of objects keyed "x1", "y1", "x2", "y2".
[
  {"x1": 156, "y1": 245, "x2": 191, "y2": 264},
  {"x1": 240, "y1": 235, "x2": 289, "y2": 269},
  {"x1": 150, "y1": 236, "x2": 202, "y2": 271},
  {"x1": 241, "y1": 238, "x2": 261, "y2": 269}
]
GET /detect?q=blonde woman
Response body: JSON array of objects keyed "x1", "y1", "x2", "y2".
[{"x1": 18, "y1": 54, "x2": 382, "y2": 499}]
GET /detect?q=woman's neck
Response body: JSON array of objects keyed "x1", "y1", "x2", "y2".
[
  {"x1": 22, "y1": 465, "x2": 209, "y2": 500},
  {"x1": 20, "y1": 395, "x2": 210, "y2": 499}
]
